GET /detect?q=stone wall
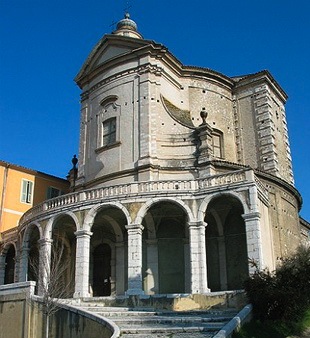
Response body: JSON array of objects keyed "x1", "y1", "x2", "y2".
[{"x1": 0, "y1": 282, "x2": 114, "y2": 338}]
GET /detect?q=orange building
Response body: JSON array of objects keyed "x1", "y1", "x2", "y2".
[{"x1": 0, "y1": 160, "x2": 70, "y2": 235}]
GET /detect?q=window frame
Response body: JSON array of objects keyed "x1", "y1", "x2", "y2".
[
  {"x1": 21, "y1": 179, "x2": 34, "y2": 204},
  {"x1": 47, "y1": 186, "x2": 62, "y2": 199},
  {"x1": 102, "y1": 117, "x2": 117, "y2": 147},
  {"x1": 212, "y1": 130, "x2": 224, "y2": 159},
  {"x1": 96, "y1": 96, "x2": 121, "y2": 153}
]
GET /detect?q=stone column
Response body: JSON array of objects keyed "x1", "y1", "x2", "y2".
[
  {"x1": 126, "y1": 224, "x2": 144, "y2": 295},
  {"x1": 18, "y1": 246, "x2": 30, "y2": 282},
  {"x1": 242, "y1": 212, "x2": 263, "y2": 273},
  {"x1": 38, "y1": 238, "x2": 52, "y2": 297},
  {"x1": 74, "y1": 230, "x2": 92, "y2": 298},
  {"x1": 188, "y1": 221, "x2": 210, "y2": 294}
]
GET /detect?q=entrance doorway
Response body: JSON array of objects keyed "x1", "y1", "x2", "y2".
[{"x1": 93, "y1": 244, "x2": 111, "y2": 296}]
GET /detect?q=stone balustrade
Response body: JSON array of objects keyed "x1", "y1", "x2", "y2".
[
  {"x1": 254, "y1": 175, "x2": 269, "y2": 195},
  {"x1": 19, "y1": 169, "x2": 264, "y2": 225}
]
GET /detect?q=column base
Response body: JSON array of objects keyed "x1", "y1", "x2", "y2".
[
  {"x1": 125, "y1": 289, "x2": 145, "y2": 296},
  {"x1": 73, "y1": 291, "x2": 91, "y2": 298}
]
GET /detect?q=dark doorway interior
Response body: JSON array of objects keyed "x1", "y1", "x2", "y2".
[
  {"x1": 93, "y1": 244, "x2": 111, "y2": 296},
  {"x1": 4, "y1": 245, "x2": 15, "y2": 284}
]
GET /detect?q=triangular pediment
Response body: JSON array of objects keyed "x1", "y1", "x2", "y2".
[
  {"x1": 94, "y1": 45, "x2": 132, "y2": 67},
  {"x1": 75, "y1": 35, "x2": 151, "y2": 86}
]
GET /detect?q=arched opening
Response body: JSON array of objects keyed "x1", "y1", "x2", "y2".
[
  {"x1": 4, "y1": 245, "x2": 15, "y2": 284},
  {"x1": 142, "y1": 202, "x2": 188, "y2": 294},
  {"x1": 90, "y1": 206, "x2": 127, "y2": 296},
  {"x1": 51, "y1": 215, "x2": 76, "y2": 298},
  {"x1": 205, "y1": 195, "x2": 248, "y2": 291}
]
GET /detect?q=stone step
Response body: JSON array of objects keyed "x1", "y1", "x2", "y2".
[
  {"x1": 74, "y1": 302, "x2": 237, "y2": 338},
  {"x1": 120, "y1": 325, "x2": 218, "y2": 334},
  {"x1": 119, "y1": 333, "x2": 215, "y2": 338},
  {"x1": 81, "y1": 308, "x2": 157, "y2": 317},
  {"x1": 109, "y1": 315, "x2": 232, "y2": 324},
  {"x1": 80, "y1": 305, "x2": 236, "y2": 315}
]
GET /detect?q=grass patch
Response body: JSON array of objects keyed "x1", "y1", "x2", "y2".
[
  {"x1": 233, "y1": 309, "x2": 310, "y2": 338},
  {"x1": 233, "y1": 320, "x2": 296, "y2": 338}
]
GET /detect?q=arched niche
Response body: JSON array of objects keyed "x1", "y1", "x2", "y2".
[
  {"x1": 51, "y1": 214, "x2": 77, "y2": 298},
  {"x1": 141, "y1": 201, "x2": 189, "y2": 294},
  {"x1": 24, "y1": 224, "x2": 41, "y2": 289},
  {"x1": 205, "y1": 194, "x2": 249, "y2": 291},
  {"x1": 4, "y1": 244, "x2": 16, "y2": 284},
  {"x1": 90, "y1": 205, "x2": 128, "y2": 296}
]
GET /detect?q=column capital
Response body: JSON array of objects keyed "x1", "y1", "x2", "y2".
[
  {"x1": 75, "y1": 229, "x2": 93, "y2": 238},
  {"x1": 21, "y1": 246, "x2": 30, "y2": 252},
  {"x1": 242, "y1": 212, "x2": 261, "y2": 221},
  {"x1": 38, "y1": 238, "x2": 53, "y2": 246},
  {"x1": 126, "y1": 223, "x2": 144, "y2": 232},
  {"x1": 187, "y1": 221, "x2": 207, "y2": 228}
]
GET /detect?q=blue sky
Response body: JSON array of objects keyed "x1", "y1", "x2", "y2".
[{"x1": 0, "y1": 1, "x2": 309, "y2": 220}]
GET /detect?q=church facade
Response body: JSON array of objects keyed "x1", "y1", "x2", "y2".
[{"x1": 1, "y1": 14, "x2": 309, "y2": 298}]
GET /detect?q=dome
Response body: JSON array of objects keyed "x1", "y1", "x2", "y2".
[
  {"x1": 113, "y1": 13, "x2": 143, "y2": 39},
  {"x1": 116, "y1": 13, "x2": 138, "y2": 31}
]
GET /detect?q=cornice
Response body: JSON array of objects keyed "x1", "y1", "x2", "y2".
[
  {"x1": 300, "y1": 217, "x2": 310, "y2": 229},
  {"x1": 76, "y1": 34, "x2": 236, "y2": 94},
  {"x1": 80, "y1": 62, "x2": 165, "y2": 100},
  {"x1": 233, "y1": 70, "x2": 288, "y2": 102}
]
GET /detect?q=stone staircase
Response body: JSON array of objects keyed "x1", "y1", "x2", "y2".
[{"x1": 77, "y1": 303, "x2": 238, "y2": 337}]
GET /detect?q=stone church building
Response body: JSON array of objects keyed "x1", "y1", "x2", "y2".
[{"x1": 1, "y1": 14, "x2": 309, "y2": 298}]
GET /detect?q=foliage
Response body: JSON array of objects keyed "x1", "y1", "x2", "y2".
[
  {"x1": 244, "y1": 246, "x2": 310, "y2": 322},
  {"x1": 233, "y1": 309, "x2": 310, "y2": 338},
  {"x1": 232, "y1": 319, "x2": 293, "y2": 338}
]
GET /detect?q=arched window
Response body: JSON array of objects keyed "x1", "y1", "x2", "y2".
[{"x1": 96, "y1": 96, "x2": 120, "y2": 151}]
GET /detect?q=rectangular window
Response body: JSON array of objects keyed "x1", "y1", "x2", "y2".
[
  {"x1": 102, "y1": 118, "x2": 116, "y2": 147},
  {"x1": 47, "y1": 187, "x2": 62, "y2": 199},
  {"x1": 212, "y1": 133, "x2": 222, "y2": 158},
  {"x1": 21, "y1": 179, "x2": 33, "y2": 204}
]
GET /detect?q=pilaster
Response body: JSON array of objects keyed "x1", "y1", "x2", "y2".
[
  {"x1": 254, "y1": 85, "x2": 279, "y2": 175},
  {"x1": 145, "y1": 239, "x2": 158, "y2": 295},
  {"x1": 115, "y1": 242, "x2": 125, "y2": 295},
  {"x1": 242, "y1": 212, "x2": 263, "y2": 273}
]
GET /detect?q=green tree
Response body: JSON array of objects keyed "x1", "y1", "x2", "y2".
[{"x1": 244, "y1": 246, "x2": 310, "y2": 322}]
